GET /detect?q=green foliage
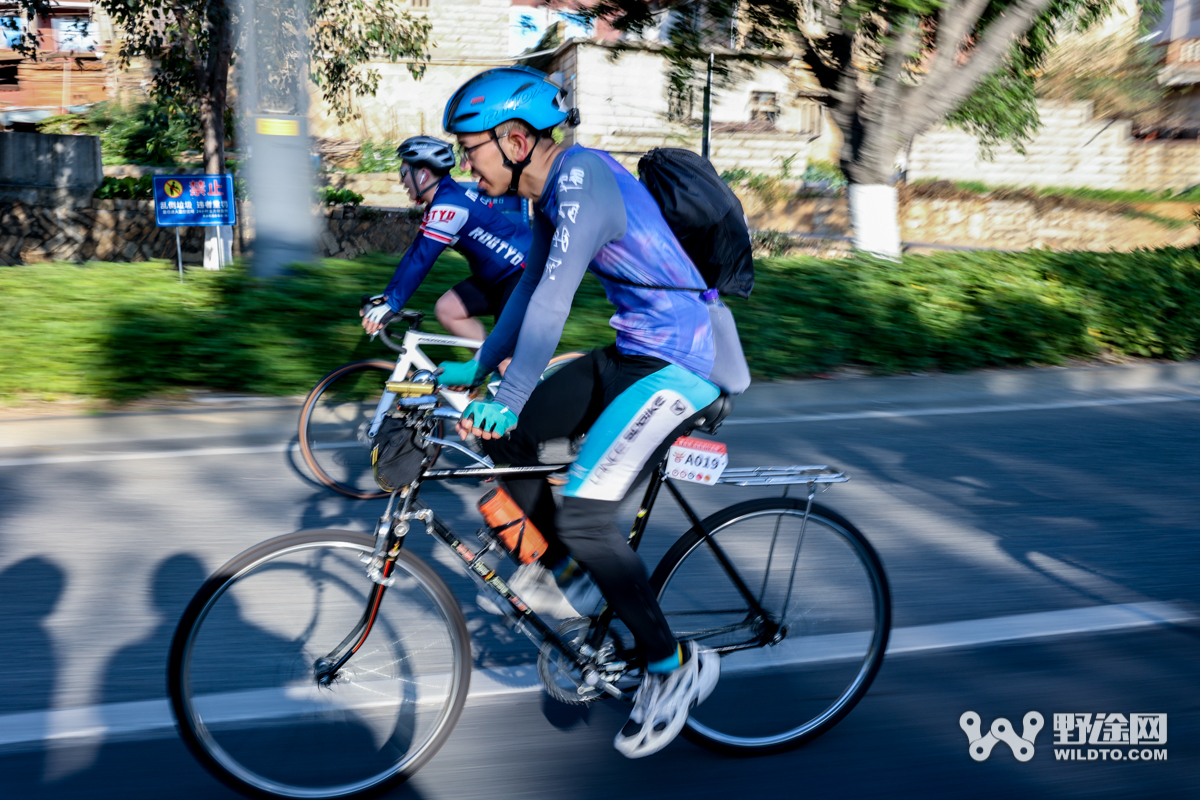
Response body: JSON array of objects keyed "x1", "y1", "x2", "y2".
[
  {"x1": 5, "y1": 248, "x2": 1200, "y2": 403},
  {"x1": 36, "y1": 101, "x2": 195, "y2": 166},
  {"x1": 801, "y1": 161, "x2": 848, "y2": 190},
  {"x1": 750, "y1": 229, "x2": 794, "y2": 257},
  {"x1": 319, "y1": 187, "x2": 365, "y2": 206},
  {"x1": 349, "y1": 140, "x2": 403, "y2": 173},
  {"x1": 945, "y1": 55, "x2": 1042, "y2": 157},
  {"x1": 94, "y1": 176, "x2": 156, "y2": 200}
]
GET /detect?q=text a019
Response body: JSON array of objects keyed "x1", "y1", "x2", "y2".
[{"x1": 666, "y1": 436, "x2": 728, "y2": 485}]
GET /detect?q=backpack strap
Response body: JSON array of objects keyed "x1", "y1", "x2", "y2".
[{"x1": 591, "y1": 269, "x2": 709, "y2": 295}]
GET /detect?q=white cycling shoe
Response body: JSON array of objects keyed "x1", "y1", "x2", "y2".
[
  {"x1": 476, "y1": 562, "x2": 582, "y2": 619},
  {"x1": 614, "y1": 642, "x2": 720, "y2": 759}
]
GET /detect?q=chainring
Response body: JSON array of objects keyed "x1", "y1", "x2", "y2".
[{"x1": 537, "y1": 617, "x2": 626, "y2": 706}]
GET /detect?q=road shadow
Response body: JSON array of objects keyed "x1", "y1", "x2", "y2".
[{"x1": 0, "y1": 557, "x2": 65, "y2": 786}]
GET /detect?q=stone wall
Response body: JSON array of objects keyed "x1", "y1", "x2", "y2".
[
  {"x1": 0, "y1": 199, "x2": 420, "y2": 265},
  {"x1": 908, "y1": 100, "x2": 1200, "y2": 193},
  {"x1": 748, "y1": 191, "x2": 1200, "y2": 252},
  {"x1": 0, "y1": 200, "x2": 213, "y2": 265}
]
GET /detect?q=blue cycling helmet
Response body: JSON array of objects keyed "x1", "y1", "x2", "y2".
[{"x1": 443, "y1": 66, "x2": 569, "y2": 134}]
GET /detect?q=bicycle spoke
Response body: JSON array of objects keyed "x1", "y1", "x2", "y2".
[
  {"x1": 172, "y1": 533, "x2": 470, "y2": 798},
  {"x1": 654, "y1": 500, "x2": 889, "y2": 752}
]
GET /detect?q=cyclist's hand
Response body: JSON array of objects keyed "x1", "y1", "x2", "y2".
[
  {"x1": 437, "y1": 359, "x2": 486, "y2": 389},
  {"x1": 457, "y1": 400, "x2": 516, "y2": 441},
  {"x1": 361, "y1": 296, "x2": 396, "y2": 335}
]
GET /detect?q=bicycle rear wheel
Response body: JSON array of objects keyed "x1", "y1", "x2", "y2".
[
  {"x1": 169, "y1": 530, "x2": 470, "y2": 799},
  {"x1": 651, "y1": 498, "x2": 890, "y2": 754}
]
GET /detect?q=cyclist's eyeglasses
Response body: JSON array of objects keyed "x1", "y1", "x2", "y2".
[
  {"x1": 399, "y1": 165, "x2": 412, "y2": 182},
  {"x1": 455, "y1": 133, "x2": 508, "y2": 166}
]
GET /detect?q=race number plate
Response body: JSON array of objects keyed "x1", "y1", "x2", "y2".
[{"x1": 666, "y1": 436, "x2": 728, "y2": 485}]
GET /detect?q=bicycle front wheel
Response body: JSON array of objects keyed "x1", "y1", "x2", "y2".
[
  {"x1": 299, "y1": 360, "x2": 396, "y2": 500},
  {"x1": 651, "y1": 498, "x2": 890, "y2": 754},
  {"x1": 169, "y1": 530, "x2": 471, "y2": 799}
]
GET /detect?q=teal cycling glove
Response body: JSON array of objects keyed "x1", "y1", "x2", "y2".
[
  {"x1": 437, "y1": 359, "x2": 486, "y2": 388},
  {"x1": 461, "y1": 400, "x2": 517, "y2": 436}
]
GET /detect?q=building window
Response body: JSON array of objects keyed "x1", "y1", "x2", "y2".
[
  {"x1": 795, "y1": 98, "x2": 824, "y2": 137},
  {"x1": 749, "y1": 90, "x2": 779, "y2": 126},
  {"x1": 52, "y1": 16, "x2": 98, "y2": 52},
  {"x1": 411, "y1": 0, "x2": 429, "y2": 8},
  {"x1": 1, "y1": 16, "x2": 25, "y2": 50},
  {"x1": 1182, "y1": 39, "x2": 1200, "y2": 63}
]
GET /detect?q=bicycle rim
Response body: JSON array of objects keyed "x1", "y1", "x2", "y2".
[
  {"x1": 169, "y1": 531, "x2": 470, "y2": 799},
  {"x1": 652, "y1": 499, "x2": 890, "y2": 753},
  {"x1": 300, "y1": 361, "x2": 394, "y2": 500}
]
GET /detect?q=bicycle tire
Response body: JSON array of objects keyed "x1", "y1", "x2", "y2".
[
  {"x1": 299, "y1": 360, "x2": 417, "y2": 500},
  {"x1": 168, "y1": 530, "x2": 471, "y2": 799},
  {"x1": 650, "y1": 498, "x2": 890, "y2": 754}
]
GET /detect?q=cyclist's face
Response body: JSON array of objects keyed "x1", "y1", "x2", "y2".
[
  {"x1": 400, "y1": 165, "x2": 427, "y2": 204},
  {"x1": 454, "y1": 132, "x2": 509, "y2": 197}
]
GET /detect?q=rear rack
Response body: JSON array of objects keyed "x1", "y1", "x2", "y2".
[{"x1": 716, "y1": 465, "x2": 848, "y2": 486}]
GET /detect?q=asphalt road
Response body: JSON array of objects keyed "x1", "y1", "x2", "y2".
[{"x1": 1, "y1": 363, "x2": 1198, "y2": 799}]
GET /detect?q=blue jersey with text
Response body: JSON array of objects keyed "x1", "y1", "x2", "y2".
[{"x1": 382, "y1": 175, "x2": 531, "y2": 311}]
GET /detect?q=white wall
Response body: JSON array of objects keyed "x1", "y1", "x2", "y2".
[{"x1": 908, "y1": 101, "x2": 1134, "y2": 190}]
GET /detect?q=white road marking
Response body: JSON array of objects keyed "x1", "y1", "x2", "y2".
[
  {"x1": 0, "y1": 441, "x2": 357, "y2": 468},
  {"x1": 723, "y1": 392, "x2": 1200, "y2": 426},
  {"x1": 0, "y1": 601, "x2": 1187, "y2": 752},
  {"x1": 4, "y1": 393, "x2": 1198, "y2": 467}
]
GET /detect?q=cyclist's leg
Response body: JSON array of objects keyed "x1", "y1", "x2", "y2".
[
  {"x1": 436, "y1": 277, "x2": 489, "y2": 344},
  {"x1": 482, "y1": 347, "x2": 605, "y2": 563},
  {"x1": 558, "y1": 361, "x2": 720, "y2": 661}
]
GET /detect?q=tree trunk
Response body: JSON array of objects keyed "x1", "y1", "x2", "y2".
[{"x1": 197, "y1": 1, "x2": 235, "y2": 270}]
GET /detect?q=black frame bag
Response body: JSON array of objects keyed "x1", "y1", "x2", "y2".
[
  {"x1": 371, "y1": 416, "x2": 435, "y2": 492},
  {"x1": 637, "y1": 148, "x2": 754, "y2": 299}
]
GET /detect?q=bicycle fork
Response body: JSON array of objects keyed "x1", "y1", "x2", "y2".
[{"x1": 314, "y1": 489, "x2": 424, "y2": 686}]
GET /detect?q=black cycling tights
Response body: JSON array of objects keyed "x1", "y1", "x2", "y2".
[{"x1": 483, "y1": 347, "x2": 687, "y2": 662}]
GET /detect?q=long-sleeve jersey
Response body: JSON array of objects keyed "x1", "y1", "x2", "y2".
[
  {"x1": 478, "y1": 146, "x2": 714, "y2": 414},
  {"x1": 381, "y1": 175, "x2": 532, "y2": 311}
]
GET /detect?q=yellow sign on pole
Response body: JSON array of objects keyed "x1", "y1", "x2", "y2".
[{"x1": 256, "y1": 118, "x2": 300, "y2": 137}]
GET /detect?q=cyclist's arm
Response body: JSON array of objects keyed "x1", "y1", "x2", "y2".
[
  {"x1": 486, "y1": 152, "x2": 627, "y2": 414},
  {"x1": 381, "y1": 202, "x2": 469, "y2": 310},
  {"x1": 475, "y1": 216, "x2": 550, "y2": 369}
]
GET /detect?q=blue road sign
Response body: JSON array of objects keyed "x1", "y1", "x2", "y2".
[{"x1": 153, "y1": 175, "x2": 237, "y2": 227}]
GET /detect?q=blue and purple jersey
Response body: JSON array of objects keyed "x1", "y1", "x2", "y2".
[{"x1": 478, "y1": 146, "x2": 714, "y2": 414}]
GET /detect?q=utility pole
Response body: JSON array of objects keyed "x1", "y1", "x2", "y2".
[{"x1": 240, "y1": 0, "x2": 315, "y2": 277}]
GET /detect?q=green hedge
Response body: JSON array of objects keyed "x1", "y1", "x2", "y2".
[{"x1": 2, "y1": 247, "x2": 1199, "y2": 403}]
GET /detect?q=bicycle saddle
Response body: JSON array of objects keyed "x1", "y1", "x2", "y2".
[{"x1": 693, "y1": 392, "x2": 733, "y2": 435}]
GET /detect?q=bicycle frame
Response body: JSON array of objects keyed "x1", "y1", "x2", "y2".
[
  {"x1": 366, "y1": 326, "x2": 481, "y2": 439},
  {"x1": 318, "y1": 456, "x2": 824, "y2": 699}
]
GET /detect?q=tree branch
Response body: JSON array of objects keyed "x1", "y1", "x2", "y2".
[
  {"x1": 901, "y1": 0, "x2": 1056, "y2": 140},
  {"x1": 172, "y1": 2, "x2": 207, "y2": 95},
  {"x1": 802, "y1": 30, "x2": 851, "y2": 92}
]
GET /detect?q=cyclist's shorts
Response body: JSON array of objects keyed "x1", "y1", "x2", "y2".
[
  {"x1": 452, "y1": 272, "x2": 523, "y2": 321},
  {"x1": 564, "y1": 364, "x2": 720, "y2": 502}
]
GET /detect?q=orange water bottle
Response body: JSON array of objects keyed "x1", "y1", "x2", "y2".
[{"x1": 477, "y1": 487, "x2": 548, "y2": 564}]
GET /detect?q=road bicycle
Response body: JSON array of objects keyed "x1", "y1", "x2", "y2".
[
  {"x1": 170, "y1": 381, "x2": 891, "y2": 799},
  {"x1": 297, "y1": 308, "x2": 580, "y2": 499}
]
